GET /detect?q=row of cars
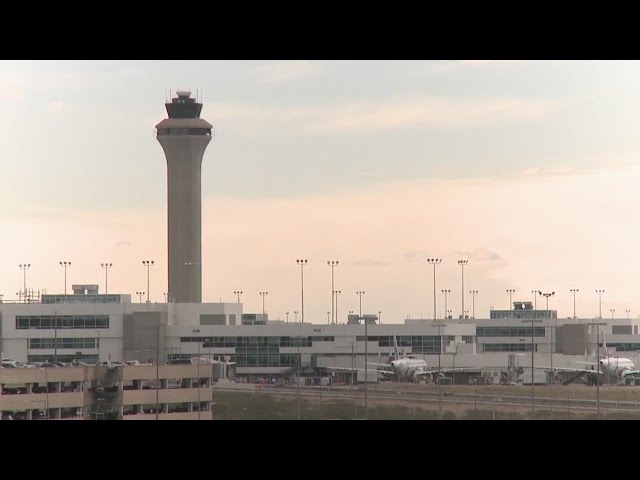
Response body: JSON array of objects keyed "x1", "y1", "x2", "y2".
[{"x1": 1, "y1": 358, "x2": 151, "y2": 369}]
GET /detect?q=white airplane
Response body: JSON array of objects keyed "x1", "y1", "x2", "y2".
[
  {"x1": 328, "y1": 332, "x2": 474, "y2": 382},
  {"x1": 540, "y1": 331, "x2": 640, "y2": 383}
]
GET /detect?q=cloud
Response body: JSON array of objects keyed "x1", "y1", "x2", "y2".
[
  {"x1": 451, "y1": 248, "x2": 502, "y2": 262},
  {"x1": 349, "y1": 258, "x2": 389, "y2": 268},
  {"x1": 402, "y1": 249, "x2": 430, "y2": 262},
  {"x1": 47, "y1": 100, "x2": 64, "y2": 113},
  {"x1": 254, "y1": 60, "x2": 325, "y2": 83},
  {"x1": 210, "y1": 96, "x2": 555, "y2": 136}
]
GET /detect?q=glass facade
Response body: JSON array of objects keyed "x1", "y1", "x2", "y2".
[
  {"x1": 477, "y1": 327, "x2": 545, "y2": 337},
  {"x1": 483, "y1": 343, "x2": 536, "y2": 352},
  {"x1": 180, "y1": 336, "x2": 328, "y2": 347},
  {"x1": 490, "y1": 310, "x2": 556, "y2": 319},
  {"x1": 16, "y1": 315, "x2": 109, "y2": 330},
  {"x1": 354, "y1": 335, "x2": 443, "y2": 354},
  {"x1": 27, "y1": 354, "x2": 99, "y2": 363},
  {"x1": 29, "y1": 338, "x2": 97, "y2": 349},
  {"x1": 41, "y1": 294, "x2": 123, "y2": 304},
  {"x1": 608, "y1": 343, "x2": 640, "y2": 352}
]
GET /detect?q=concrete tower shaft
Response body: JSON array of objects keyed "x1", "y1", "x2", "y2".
[{"x1": 155, "y1": 91, "x2": 212, "y2": 303}]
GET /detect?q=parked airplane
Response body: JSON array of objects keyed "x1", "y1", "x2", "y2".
[
  {"x1": 328, "y1": 332, "x2": 474, "y2": 382},
  {"x1": 540, "y1": 331, "x2": 640, "y2": 384}
]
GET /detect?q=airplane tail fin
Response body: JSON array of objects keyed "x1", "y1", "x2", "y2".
[{"x1": 393, "y1": 331, "x2": 400, "y2": 360}]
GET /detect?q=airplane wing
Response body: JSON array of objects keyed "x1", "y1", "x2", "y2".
[
  {"x1": 413, "y1": 367, "x2": 480, "y2": 377},
  {"x1": 324, "y1": 366, "x2": 394, "y2": 376},
  {"x1": 622, "y1": 370, "x2": 640, "y2": 377},
  {"x1": 534, "y1": 365, "x2": 597, "y2": 374}
]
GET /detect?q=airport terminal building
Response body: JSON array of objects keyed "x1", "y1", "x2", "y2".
[{"x1": 3, "y1": 290, "x2": 640, "y2": 383}]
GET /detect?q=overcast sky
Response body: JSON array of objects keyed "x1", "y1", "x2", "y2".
[{"x1": 1, "y1": 60, "x2": 639, "y2": 322}]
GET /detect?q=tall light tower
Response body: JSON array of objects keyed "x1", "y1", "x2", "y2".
[
  {"x1": 259, "y1": 292, "x2": 269, "y2": 316},
  {"x1": 506, "y1": 289, "x2": 516, "y2": 309},
  {"x1": 334, "y1": 290, "x2": 341, "y2": 324},
  {"x1": 458, "y1": 260, "x2": 468, "y2": 318},
  {"x1": 142, "y1": 260, "x2": 154, "y2": 303},
  {"x1": 531, "y1": 290, "x2": 538, "y2": 309},
  {"x1": 570, "y1": 289, "x2": 579, "y2": 318},
  {"x1": 441, "y1": 289, "x2": 451, "y2": 319},
  {"x1": 327, "y1": 261, "x2": 339, "y2": 324},
  {"x1": 19, "y1": 264, "x2": 30, "y2": 303},
  {"x1": 469, "y1": 290, "x2": 478, "y2": 319},
  {"x1": 297, "y1": 259, "x2": 308, "y2": 323},
  {"x1": 427, "y1": 258, "x2": 442, "y2": 322},
  {"x1": 356, "y1": 291, "x2": 366, "y2": 419},
  {"x1": 101, "y1": 263, "x2": 112, "y2": 296},
  {"x1": 59, "y1": 261, "x2": 71, "y2": 296},
  {"x1": 156, "y1": 90, "x2": 212, "y2": 303},
  {"x1": 234, "y1": 291, "x2": 243, "y2": 303},
  {"x1": 596, "y1": 290, "x2": 605, "y2": 319},
  {"x1": 539, "y1": 291, "x2": 555, "y2": 378},
  {"x1": 185, "y1": 262, "x2": 197, "y2": 303}
]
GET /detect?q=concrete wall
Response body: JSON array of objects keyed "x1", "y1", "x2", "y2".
[{"x1": 122, "y1": 311, "x2": 168, "y2": 363}]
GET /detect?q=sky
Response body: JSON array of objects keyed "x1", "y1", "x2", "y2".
[{"x1": 1, "y1": 60, "x2": 640, "y2": 322}]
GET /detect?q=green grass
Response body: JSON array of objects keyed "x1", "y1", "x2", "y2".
[{"x1": 211, "y1": 391, "x2": 640, "y2": 420}]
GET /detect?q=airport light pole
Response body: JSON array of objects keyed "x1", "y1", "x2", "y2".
[
  {"x1": 101, "y1": 263, "x2": 112, "y2": 296},
  {"x1": 427, "y1": 258, "x2": 442, "y2": 322},
  {"x1": 378, "y1": 310, "x2": 382, "y2": 325},
  {"x1": 626, "y1": 309, "x2": 631, "y2": 319},
  {"x1": 19, "y1": 264, "x2": 30, "y2": 302},
  {"x1": 59, "y1": 261, "x2": 71, "y2": 296},
  {"x1": 356, "y1": 291, "x2": 366, "y2": 419},
  {"x1": 286, "y1": 311, "x2": 289, "y2": 323},
  {"x1": 469, "y1": 290, "x2": 478, "y2": 319},
  {"x1": 297, "y1": 259, "x2": 308, "y2": 323},
  {"x1": 433, "y1": 319, "x2": 447, "y2": 420},
  {"x1": 142, "y1": 260, "x2": 154, "y2": 303},
  {"x1": 294, "y1": 311, "x2": 298, "y2": 323},
  {"x1": 327, "y1": 311, "x2": 330, "y2": 324},
  {"x1": 506, "y1": 289, "x2": 516, "y2": 309},
  {"x1": 442, "y1": 289, "x2": 451, "y2": 320},
  {"x1": 523, "y1": 318, "x2": 544, "y2": 415},
  {"x1": 259, "y1": 292, "x2": 269, "y2": 316},
  {"x1": 596, "y1": 290, "x2": 605, "y2": 319},
  {"x1": 185, "y1": 262, "x2": 197, "y2": 303},
  {"x1": 610, "y1": 309, "x2": 615, "y2": 319},
  {"x1": 297, "y1": 336, "x2": 301, "y2": 420},
  {"x1": 327, "y1": 260, "x2": 339, "y2": 324},
  {"x1": 234, "y1": 291, "x2": 243, "y2": 303},
  {"x1": 570, "y1": 289, "x2": 579, "y2": 318},
  {"x1": 588, "y1": 322, "x2": 606, "y2": 419},
  {"x1": 334, "y1": 291, "x2": 341, "y2": 324},
  {"x1": 538, "y1": 292, "x2": 555, "y2": 381},
  {"x1": 531, "y1": 290, "x2": 538, "y2": 309},
  {"x1": 136, "y1": 291, "x2": 145, "y2": 303},
  {"x1": 458, "y1": 260, "x2": 468, "y2": 318}
]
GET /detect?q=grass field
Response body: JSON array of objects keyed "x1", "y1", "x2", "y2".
[{"x1": 212, "y1": 384, "x2": 640, "y2": 420}]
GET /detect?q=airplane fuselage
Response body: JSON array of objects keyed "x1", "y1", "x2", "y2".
[
  {"x1": 600, "y1": 357, "x2": 635, "y2": 377},
  {"x1": 390, "y1": 358, "x2": 428, "y2": 378}
]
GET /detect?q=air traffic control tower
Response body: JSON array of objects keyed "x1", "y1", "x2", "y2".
[{"x1": 156, "y1": 90, "x2": 212, "y2": 303}]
